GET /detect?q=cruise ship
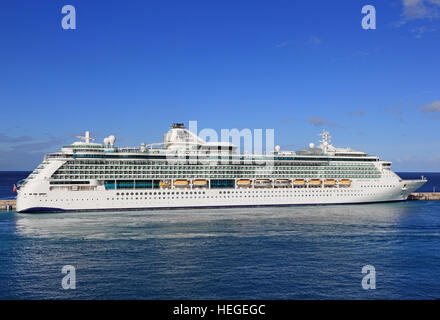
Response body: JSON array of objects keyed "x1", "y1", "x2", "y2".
[{"x1": 15, "y1": 123, "x2": 426, "y2": 213}]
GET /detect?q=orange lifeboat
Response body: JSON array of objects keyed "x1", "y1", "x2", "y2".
[
  {"x1": 293, "y1": 179, "x2": 306, "y2": 187},
  {"x1": 236, "y1": 179, "x2": 252, "y2": 188},
  {"x1": 308, "y1": 179, "x2": 322, "y2": 187},
  {"x1": 193, "y1": 179, "x2": 208, "y2": 187},
  {"x1": 338, "y1": 179, "x2": 352, "y2": 187},
  {"x1": 174, "y1": 179, "x2": 190, "y2": 188},
  {"x1": 324, "y1": 179, "x2": 337, "y2": 187}
]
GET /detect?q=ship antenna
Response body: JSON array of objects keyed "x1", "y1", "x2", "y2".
[
  {"x1": 76, "y1": 131, "x2": 95, "y2": 144},
  {"x1": 319, "y1": 130, "x2": 331, "y2": 152},
  {"x1": 319, "y1": 130, "x2": 331, "y2": 145}
]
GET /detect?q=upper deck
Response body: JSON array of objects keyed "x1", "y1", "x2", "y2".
[{"x1": 46, "y1": 125, "x2": 380, "y2": 164}]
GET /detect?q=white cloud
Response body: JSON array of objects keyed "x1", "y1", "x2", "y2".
[
  {"x1": 401, "y1": 0, "x2": 440, "y2": 20},
  {"x1": 308, "y1": 116, "x2": 337, "y2": 127},
  {"x1": 0, "y1": 133, "x2": 32, "y2": 143},
  {"x1": 421, "y1": 100, "x2": 440, "y2": 112}
]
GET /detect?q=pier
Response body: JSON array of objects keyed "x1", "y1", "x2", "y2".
[
  {"x1": 0, "y1": 199, "x2": 16, "y2": 211},
  {"x1": 407, "y1": 193, "x2": 440, "y2": 201}
]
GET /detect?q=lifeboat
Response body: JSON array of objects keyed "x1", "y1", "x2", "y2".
[
  {"x1": 324, "y1": 179, "x2": 337, "y2": 187},
  {"x1": 338, "y1": 179, "x2": 352, "y2": 187},
  {"x1": 236, "y1": 179, "x2": 252, "y2": 188},
  {"x1": 173, "y1": 179, "x2": 190, "y2": 188},
  {"x1": 274, "y1": 179, "x2": 291, "y2": 188},
  {"x1": 293, "y1": 179, "x2": 306, "y2": 187},
  {"x1": 254, "y1": 179, "x2": 272, "y2": 188},
  {"x1": 308, "y1": 179, "x2": 322, "y2": 187},
  {"x1": 193, "y1": 179, "x2": 208, "y2": 187},
  {"x1": 159, "y1": 181, "x2": 171, "y2": 188}
]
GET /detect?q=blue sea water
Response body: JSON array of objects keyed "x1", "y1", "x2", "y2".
[{"x1": 0, "y1": 171, "x2": 439, "y2": 299}]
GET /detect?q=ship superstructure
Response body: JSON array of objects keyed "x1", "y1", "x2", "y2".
[{"x1": 15, "y1": 123, "x2": 426, "y2": 213}]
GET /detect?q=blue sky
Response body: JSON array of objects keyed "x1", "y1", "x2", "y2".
[{"x1": 0, "y1": 0, "x2": 439, "y2": 171}]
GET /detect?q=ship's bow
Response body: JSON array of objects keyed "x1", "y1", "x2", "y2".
[{"x1": 402, "y1": 179, "x2": 427, "y2": 199}]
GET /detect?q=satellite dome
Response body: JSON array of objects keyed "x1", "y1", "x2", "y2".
[
  {"x1": 104, "y1": 137, "x2": 110, "y2": 146},
  {"x1": 309, "y1": 143, "x2": 315, "y2": 148},
  {"x1": 108, "y1": 135, "x2": 116, "y2": 146},
  {"x1": 275, "y1": 145, "x2": 281, "y2": 152}
]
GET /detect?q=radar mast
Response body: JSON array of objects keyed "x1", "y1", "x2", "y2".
[{"x1": 76, "y1": 131, "x2": 95, "y2": 144}]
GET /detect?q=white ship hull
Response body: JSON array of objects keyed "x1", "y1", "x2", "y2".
[{"x1": 16, "y1": 179, "x2": 426, "y2": 213}]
